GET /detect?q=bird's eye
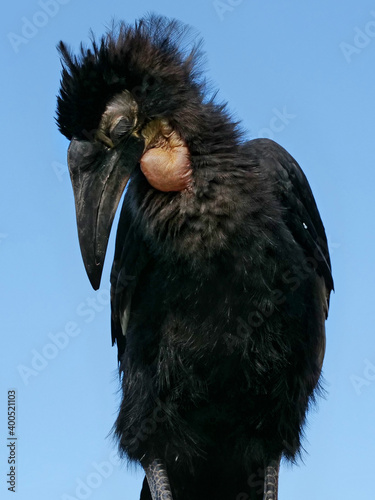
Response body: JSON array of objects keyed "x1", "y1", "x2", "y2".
[{"x1": 109, "y1": 117, "x2": 133, "y2": 145}]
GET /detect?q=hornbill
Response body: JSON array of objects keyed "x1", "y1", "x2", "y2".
[{"x1": 56, "y1": 15, "x2": 333, "y2": 500}]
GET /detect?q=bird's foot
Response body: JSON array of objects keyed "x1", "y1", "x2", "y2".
[
  {"x1": 142, "y1": 458, "x2": 174, "y2": 500},
  {"x1": 263, "y1": 459, "x2": 280, "y2": 500}
]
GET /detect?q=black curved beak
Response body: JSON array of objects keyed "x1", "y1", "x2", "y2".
[{"x1": 68, "y1": 135, "x2": 144, "y2": 290}]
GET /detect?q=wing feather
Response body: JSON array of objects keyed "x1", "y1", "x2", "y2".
[{"x1": 110, "y1": 193, "x2": 151, "y2": 363}]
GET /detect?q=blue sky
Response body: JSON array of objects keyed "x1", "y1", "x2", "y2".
[{"x1": 1, "y1": 0, "x2": 375, "y2": 499}]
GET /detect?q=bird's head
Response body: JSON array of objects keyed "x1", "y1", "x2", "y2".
[{"x1": 56, "y1": 15, "x2": 204, "y2": 289}]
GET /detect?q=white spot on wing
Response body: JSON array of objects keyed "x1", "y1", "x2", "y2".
[{"x1": 120, "y1": 299, "x2": 132, "y2": 337}]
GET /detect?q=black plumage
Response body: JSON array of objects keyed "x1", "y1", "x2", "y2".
[{"x1": 57, "y1": 15, "x2": 333, "y2": 500}]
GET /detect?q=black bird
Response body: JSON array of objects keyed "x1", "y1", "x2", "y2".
[{"x1": 56, "y1": 15, "x2": 333, "y2": 500}]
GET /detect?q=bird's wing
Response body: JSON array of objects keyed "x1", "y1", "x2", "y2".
[
  {"x1": 246, "y1": 138, "x2": 334, "y2": 300},
  {"x1": 245, "y1": 138, "x2": 333, "y2": 374},
  {"x1": 110, "y1": 192, "x2": 151, "y2": 363}
]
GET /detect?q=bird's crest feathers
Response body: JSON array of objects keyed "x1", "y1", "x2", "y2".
[{"x1": 56, "y1": 15, "x2": 206, "y2": 140}]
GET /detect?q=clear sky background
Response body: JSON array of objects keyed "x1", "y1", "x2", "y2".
[{"x1": 1, "y1": 0, "x2": 374, "y2": 499}]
